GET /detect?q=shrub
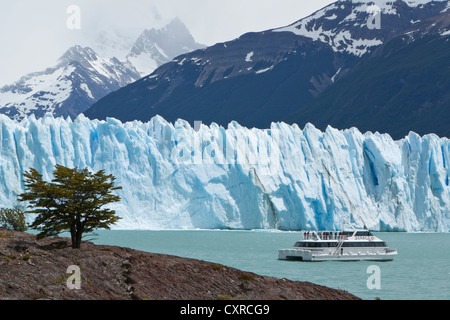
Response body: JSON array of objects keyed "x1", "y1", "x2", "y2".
[
  {"x1": 237, "y1": 272, "x2": 255, "y2": 281},
  {"x1": 0, "y1": 206, "x2": 28, "y2": 232}
]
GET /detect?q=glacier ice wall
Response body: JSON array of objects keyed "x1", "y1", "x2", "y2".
[{"x1": 0, "y1": 113, "x2": 448, "y2": 232}]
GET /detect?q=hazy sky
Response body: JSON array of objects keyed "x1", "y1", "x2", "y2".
[{"x1": 0, "y1": 0, "x2": 334, "y2": 86}]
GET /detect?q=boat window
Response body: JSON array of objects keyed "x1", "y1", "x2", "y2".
[
  {"x1": 355, "y1": 231, "x2": 373, "y2": 237},
  {"x1": 295, "y1": 242, "x2": 338, "y2": 248},
  {"x1": 342, "y1": 242, "x2": 387, "y2": 247},
  {"x1": 294, "y1": 241, "x2": 387, "y2": 248}
]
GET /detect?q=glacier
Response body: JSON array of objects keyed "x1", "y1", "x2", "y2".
[{"x1": 0, "y1": 113, "x2": 448, "y2": 232}]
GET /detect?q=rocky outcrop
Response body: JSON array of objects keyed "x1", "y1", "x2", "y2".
[{"x1": 0, "y1": 228, "x2": 360, "y2": 300}]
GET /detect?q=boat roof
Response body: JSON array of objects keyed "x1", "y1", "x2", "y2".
[
  {"x1": 303, "y1": 229, "x2": 371, "y2": 233},
  {"x1": 299, "y1": 229, "x2": 382, "y2": 242}
]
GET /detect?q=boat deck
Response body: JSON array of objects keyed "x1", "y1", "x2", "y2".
[{"x1": 278, "y1": 248, "x2": 397, "y2": 262}]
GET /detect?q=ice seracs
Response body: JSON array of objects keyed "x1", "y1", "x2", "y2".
[{"x1": 0, "y1": 114, "x2": 448, "y2": 231}]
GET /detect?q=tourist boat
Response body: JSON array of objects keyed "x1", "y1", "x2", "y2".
[{"x1": 278, "y1": 229, "x2": 398, "y2": 262}]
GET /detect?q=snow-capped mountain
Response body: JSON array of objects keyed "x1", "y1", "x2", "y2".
[
  {"x1": 126, "y1": 18, "x2": 205, "y2": 77},
  {"x1": 274, "y1": 0, "x2": 449, "y2": 56},
  {"x1": 0, "y1": 114, "x2": 448, "y2": 232},
  {"x1": 0, "y1": 18, "x2": 204, "y2": 120},
  {"x1": 89, "y1": 29, "x2": 138, "y2": 61},
  {"x1": 287, "y1": 0, "x2": 450, "y2": 139},
  {"x1": 0, "y1": 46, "x2": 140, "y2": 120},
  {"x1": 86, "y1": 0, "x2": 450, "y2": 139}
]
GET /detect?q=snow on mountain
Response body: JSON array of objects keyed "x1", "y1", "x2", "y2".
[
  {"x1": 274, "y1": 0, "x2": 449, "y2": 56},
  {"x1": 126, "y1": 18, "x2": 206, "y2": 77},
  {"x1": 89, "y1": 29, "x2": 138, "y2": 61},
  {"x1": 0, "y1": 114, "x2": 448, "y2": 232},
  {"x1": 0, "y1": 46, "x2": 140, "y2": 120},
  {"x1": 0, "y1": 18, "x2": 204, "y2": 120}
]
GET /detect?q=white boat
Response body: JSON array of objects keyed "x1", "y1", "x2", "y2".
[{"x1": 278, "y1": 229, "x2": 398, "y2": 262}]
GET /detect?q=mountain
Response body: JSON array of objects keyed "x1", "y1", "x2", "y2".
[
  {"x1": 272, "y1": 0, "x2": 448, "y2": 55},
  {"x1": 0, "y1": 46, "x2": 140, "y2": 120},
  {"x1": 89, "y1": 29, "x2": 137, "y2": 61},
  {"x1": 86, "y1": 31, "x2": 358, "y2": 127},
  {"x1": 0, "y1": 114, "x2": 448, "y2": 232},
  {"x1": 126, "y1": 17, "x2": 206, "y2": 77},
  {"x1": 85, "y1": 0, "x2": 450, "y2": 139},
  {"x1": 287, "y1": 6, "x2": 450, "y2": 139},
  {"x1": 0, "y1": 18, "x2": 204, "y2": 121}
]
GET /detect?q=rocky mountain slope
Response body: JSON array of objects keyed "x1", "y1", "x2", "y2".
[{"x1": 0, "y1": 228, "x2": 359, "y2": 300}]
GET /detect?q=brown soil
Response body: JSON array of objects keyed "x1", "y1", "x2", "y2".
[{"x1": 0, "y1": 228, "x2": 360, "y2": 300}]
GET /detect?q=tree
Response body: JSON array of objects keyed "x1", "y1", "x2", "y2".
[
  {"x1": 0, "y1": 206, "x2": 28, "y2": 232},
  {"x1": 19, "y1": 165, "x2": 122, "y2": 249}
]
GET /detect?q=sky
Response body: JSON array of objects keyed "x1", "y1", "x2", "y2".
[{"x1": 0, "y1": 0, "x2": 335, "y2": 86}]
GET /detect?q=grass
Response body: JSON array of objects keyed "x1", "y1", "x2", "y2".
[
  {"x1": 218, "y1": 294, "x2": 235, "y2": 300},
  {"x1": 237, "y1": 273, "x2": 255, "y2": 281},
  {"x1": 212, "y1": 264, "x2": 227, "y2": 271},
  {"x1": 0, "y1": 232, "x2": 12, "y2": 238}
]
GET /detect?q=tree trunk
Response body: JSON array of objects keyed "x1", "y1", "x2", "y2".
[
  {"x1": 72, "y1": 229, "x2": 83, "y2": 249},
  {"x1": 70, "y1": 223, "x2": 83, "y2": 249},
  {"x1": 71, "y1": 214, "x2": 83, "y2": 249},
  {"x1": 70, "y1": 227, "x2": 78, "y2": 249}
]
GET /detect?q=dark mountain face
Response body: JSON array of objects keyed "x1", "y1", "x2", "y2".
[
  {"x1": 287, "y1": 10, "x2": 450, "y2": 140},
  {"x1": 85, "y1": 0, "x2": 450, "y2": 138},
  {"x1": 85, "y1": 31, "x2": 358, "y2": 127}
]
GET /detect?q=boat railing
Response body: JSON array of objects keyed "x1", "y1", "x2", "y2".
[
  {"x1": 302, "y1": 233, "x2": 376, "y2": 241},
  {"x1": 302, "y1": 232, "x2": 349, "y2": 241},
  {"x1": 333, "y1": 240, "x2": 345, "y2": 256},
  {"x1": 353, "y1": 236, "x2": 376, "y2": 241}
]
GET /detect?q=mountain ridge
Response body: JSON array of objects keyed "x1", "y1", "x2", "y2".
[
  {"x1": 126, "y1": 17, "x2": 205, "y2": 77},
  {"x1": 0, "y1": 45, "x2": 141, "y2": 120}
]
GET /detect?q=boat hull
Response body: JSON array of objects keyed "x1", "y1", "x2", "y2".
[{"x1": 278, "y1": 249, "x2": 397, "y2": 262}]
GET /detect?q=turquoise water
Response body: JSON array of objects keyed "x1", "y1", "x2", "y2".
[{"x1": 91, "y1": 230, "x2": 450, "y2": 300}]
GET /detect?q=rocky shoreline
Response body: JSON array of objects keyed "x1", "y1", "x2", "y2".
[{"x1": 0, "y1": 228, "x2": 360, "y2": 300}]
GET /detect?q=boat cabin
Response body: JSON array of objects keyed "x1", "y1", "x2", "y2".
[
  {"x1": 294, "y1": 241, "x2": 388, "y2": 248},
  {"x1": 302, "y1": 230, "x2": 375, "y2": 241}
]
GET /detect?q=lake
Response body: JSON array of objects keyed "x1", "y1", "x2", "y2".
[{"x1": 90, "y1": 230, "x2": 450, "y2": 300}]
